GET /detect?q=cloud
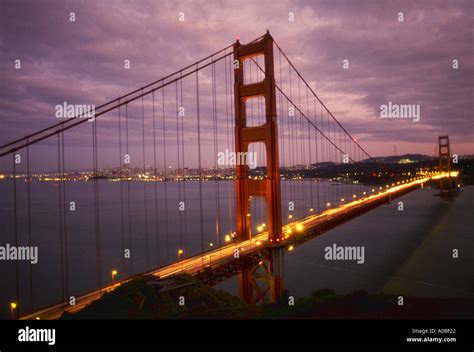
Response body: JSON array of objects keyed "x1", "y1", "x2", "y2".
[{"x1": 0, "y1": 0, "x2": 472, "y2": 170}]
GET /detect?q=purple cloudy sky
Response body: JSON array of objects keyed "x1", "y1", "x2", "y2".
[{"x1": 0, "y1": 0, "x2": 473, "y2": 170}]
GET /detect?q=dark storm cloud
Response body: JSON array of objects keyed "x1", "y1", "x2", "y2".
[{"x1": 0, "y1": 0, "x2": 473, "y2": 163}]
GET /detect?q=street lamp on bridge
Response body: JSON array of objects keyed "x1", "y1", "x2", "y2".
[
  {"x1": 111, "y1": 270, "x2": 118, "y2": 284},
  {"x1": 10, "y1": 302, "x2": 17, "y2": 320}
]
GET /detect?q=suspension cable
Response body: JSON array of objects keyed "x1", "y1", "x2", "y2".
[
  {"x1": 152, "y1": 91, "x2": 160, "y2": 267},
  {"x1": 141, "y1": 92, "x2": 149, "y2": 268},
  {"x1": 196, "y1": 66, "x2": 205, "y2": 262},
  {"x1": 26, "y1": 140, "x2": 33, "y2": 309}
]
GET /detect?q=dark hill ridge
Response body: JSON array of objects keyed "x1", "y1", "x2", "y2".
[{"x1": 61, "y1": 275, "x2": 474, "y2": 320}]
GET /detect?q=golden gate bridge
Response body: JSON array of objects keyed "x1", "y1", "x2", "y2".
[{"x1": 0, "y1": 31, "x2": 458, "y2": 320}]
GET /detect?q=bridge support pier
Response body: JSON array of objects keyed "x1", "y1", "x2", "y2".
[{"x1": 240, "y1": 248, "x2": 284, "y2": 304}]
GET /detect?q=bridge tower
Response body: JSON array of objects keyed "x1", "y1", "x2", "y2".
[
  {"x1": 438, "y1": 135, "x2": 455, "y2": 196},
  {"x1": 233, "y1": 31, "x2": 282, "y2": 244},
  {"x1": 234, "y1": 32, "x2": 284, "y2": 303}
]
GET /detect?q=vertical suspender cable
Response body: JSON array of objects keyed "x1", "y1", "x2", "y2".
[
  {"x1": 125, "y1": 104, "x2": 133, "y2": 274},
  {"x1": 224, "y1": 52, "x2": 233, "y2": 236},
  {"x1": 196, "y1": 66, "x2": 205, "y2": 261},
  {"x1": 162, "y1": 88, "x2": 170, "y2": 263},
  {"x1": 313, "y1": 98, "x2": 319, "y2": 212},
  {"x1": 61, "y1": 131, "x2": 69, "y2": 299},
  {"x1": 212, "y1": 60, "x2": 221, "y2": 246},
  {"x1": 141, "y1": 92, "x2": 149, "y2": 268},
  {"x1": 344, "y1": 136, "x2": 351, "y2": 202},
  {"x1": 152, "y1": 91, "x2": 160, "y2": 266},
  {"x1": 298, "y1": 77, "x2": 304, "y2": 217},
  {"x1": 307, "y1": 87, "x2": 313, "y2": 211},
  {"x1": 176, "y1": 81, "x2": 183, "y2": 250},
  {"x1": 230, "y1": 55, "x2": 236, "y2": 232},
  {"x1": 278, "y1": 49, "x2": 287, "y2": 214},
  {"x1": 12, "y1": 153, "x2": 19, "y2": 317},
  {"x1": 118, "y1": 104, "x2": 126, "y2": 272},
  {"x1": 92, "y1": 118, "x2": 102, "y2": 288},
  {"x1": 26, "y1": 141, "x2": 33, "y2": 310},
  {"x1": 57, "y1": 133, "x2": 65, "y2": 303},
  {"x1": 179, "y1": 75, "x2": 188, "y2": 252},
  {"x1": 288, "y1": 62, "x2": 295, "y2": 216}
]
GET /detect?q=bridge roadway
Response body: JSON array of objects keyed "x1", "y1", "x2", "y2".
[{"x1": 21, "y1": 172, "x2": 454, "y2": 320}]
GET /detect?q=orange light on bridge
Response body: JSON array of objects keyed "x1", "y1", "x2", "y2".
[
  {"x1": 341, "y1": 198, "x2": 345, "y2": 202},
  {"x1": 326, "y1": 202, "x2": 331, "y2": 207},
  {"x1": 288, "y1": 245, "x2": 294, "y2": 251},
  {"x1": 296, "y1": 223, "x2": 304, "y2": 232},
  {"x1": 309, "y1": 208, "x2": 314, "y2": 212},
  {"x1": 111, "y1": 270, "x2": 118, "y2": 284},
  {"x1": 261, "y1": 223, "x2": 266, "y2": 228},
  {"x1": 10, "y1": 302, "x2": 16, "y2": 320},
  {"x1": 352, "y1": 194, "x2": 357, "y2": 198},
  {"x1": 178, "y1": 249, "x2": 184, "y2": 263},
  {"x1": 288, "y1": 214, "x2": 293, "y2": 219},
  {"x1": 257, "y1": 225, "x2": 263, "y2": 232},
  {"x1": 224, "y1": 234, "x2": 231, "y2": 243}
]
